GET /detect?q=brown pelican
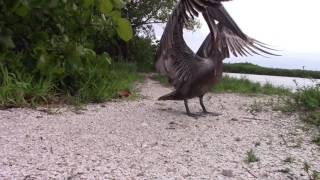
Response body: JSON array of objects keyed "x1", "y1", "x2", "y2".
[{"x1": 155, "y1": 0, "x2": 277, "y2": 117}]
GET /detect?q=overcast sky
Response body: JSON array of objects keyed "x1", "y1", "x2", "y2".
[{"x1": 154, "y1": 0, "x2": 320, "y2": 70}]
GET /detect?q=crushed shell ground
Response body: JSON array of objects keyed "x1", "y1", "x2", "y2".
[{"x1": 0, "y1": 76, "x2": 319, "y2": 179}]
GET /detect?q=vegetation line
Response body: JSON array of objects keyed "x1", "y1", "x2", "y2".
[
  {"x1": 224, "y1": 63, "x2": 320, "y2": 79},
  {"x1": 0, "y1": 63, "x2": 142, "y2": 108},
  {"x1": 151, "y1": 73, "x2": 291, "y2": 95}
]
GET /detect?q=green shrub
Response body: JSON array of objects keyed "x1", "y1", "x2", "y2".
[
  {"x1": 283, "y1": 83, "x2": 320, "y2": 145},
  {"x1": 285, "y1": 84, "x2": 320, "y2": 128},
  {"x1": 0, "y1": 0, "x2": 140, "y2": 107},
  {"x1": 294, "y1": 84, "x2": 320, "y2": 111},
  {"x1": 128, "y1": 37, "x2": 157, "y2": 72},
  {"x1": 0, "y1": 0, "x2": 132, "y2": 75},
  {"x1": 312, "y1": 136, "x2": 320, "y2": 146}
]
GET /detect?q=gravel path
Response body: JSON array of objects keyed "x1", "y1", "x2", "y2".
[{"x1": 0, "y1": 77, "x2": 319, "y2": 179}]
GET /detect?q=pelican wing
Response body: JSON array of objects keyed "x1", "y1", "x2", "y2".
[
  {"x1": 155, "y1": 1, "x2": 199, "y2": 89},
  {"x1": 198, "y1": 5, "x2": 279, "y2": 58},
  {"x1": 156, "y1": 0, "x2": 278, "y2": 89},
  {"x1": 197, "y1": 26, "x2": 279, "y2": 58},
  {"x1": 155, "y1": 0, "x2": 234, "y2": 88}
]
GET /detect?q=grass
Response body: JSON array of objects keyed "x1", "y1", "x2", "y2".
[
  {"x1": 151, "y1": 73, "x2": 291, "y2": 95},
  {"x1": 249, "y1": 100, "x2": 264, "y2": 114},
  {"x1": 0, "y1": 66, "x2": 54, "y2": 108},
  {"x1": 245, "y1": 149, "x2": 259, "y2": 163},
  {"x1": 72, "y1": 62, "x2": 142, "y2": 104},
  {"x1": 312, "y1": 136, "x2": 320, "y2": 146},
  {"x1": 212, "y1": 75, "x2": 291, "y2": 95},
  {"x1": 224, "y1": 63, "x2": 320, "y2": 79},
  {"x1": 304, "y1": 162, "x2": 320, "y2": 180},
  {"x1": 282, "y1": 83, "x2": 320, "y2": 146},
  {"x1": 215, "y1": 75, "x2": 320, "y2": 146},
  {"x1": 0, "y1": 63, "x2": 142, "y2": 108}
]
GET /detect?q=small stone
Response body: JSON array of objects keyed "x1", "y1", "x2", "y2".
[
  {"x1": 137, "y1": 172, "x2": 144, "y2": 176},
  {"x1": 141, "y1": 123, "x2": 148, "y2": 127},
  {"x1": 222, "y1": 169, "x2": 234, "y2": 177},
  {"x1": 277, "y1": 168, "x2": 290, "y2": 174},
  {"x1": 231, "y1": 118, "x2": 239, "y2": 121},
  {"x1": 74, "y1": 111, "x2": 84, "y2": 115},
  {"x1": 254, "y1": 142, "x2": 261, "y2": 147},
  {"x1": 167, "y1": 168, "x2": 177, "y2": 173}
]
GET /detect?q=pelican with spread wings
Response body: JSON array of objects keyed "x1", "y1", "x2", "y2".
[{"x1": 155, "y1": 0, "x2": 277, "y2": 117}]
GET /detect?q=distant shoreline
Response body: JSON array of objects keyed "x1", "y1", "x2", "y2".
[{"x1": 224, "y1": 63, "x2": 320, "y2": 79}]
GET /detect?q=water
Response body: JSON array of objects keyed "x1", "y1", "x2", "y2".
[{"x1": 224, "y1": 73, "x2": 320, "y2": 91}]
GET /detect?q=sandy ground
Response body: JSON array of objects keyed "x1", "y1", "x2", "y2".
[{"x1": 0, "y1": 77, "x2": 319, "y2": 180}]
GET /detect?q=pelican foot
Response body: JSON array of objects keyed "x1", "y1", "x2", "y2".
[
  {"x1": 202, "y1": 111, "x2": 222, "y2": 116},
  {"x1": 186, "y1": 112, "x2": 206, "y2": 119}
]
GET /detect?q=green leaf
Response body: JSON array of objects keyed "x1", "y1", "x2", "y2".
[
  {"x1": 101, "y1": 52, "x2": 112, "y2": 64},
  {"x1": 96, "y1": 52, "x2": 112, "y2": 68},
  {"x1": 83, "y1": 48, "x2": 96, "y2": 60},
  {"x1": 53, "y1": 67, "x2": 65, "y2": 76},
  {"x1": 37, "y1": 53, "x2": 48, "y2": 74},
  {"x1": 110, "y1": 10, "x2": 121, "y2": 20},
  {"x1": 83, "y1": 0, "x2": 94, "y2": 8},
  {"x1": 99, "y1": 0, "x2": 113, "y2": 14},
  {"x1": 14, "y1": 4, "x2": 29, "y2": 17},
  {"x1": 111, "y1": 0, "x2": 125, "y2": 9},
  {"x1": 72, "y1": 3, "x2": 78, "y2": 11},
  {"x1": 48, "y1": 0, "x2": 59, "y2": 8},
  {"x1": 0, "y1": 35, "x2": 15, "y2": 49},
  {"x1": 8, "y1": 0, "x2": 22, "y2": 11},
  {"x1": 116, "y1": 18, "x2": 133, "y2": 42}
]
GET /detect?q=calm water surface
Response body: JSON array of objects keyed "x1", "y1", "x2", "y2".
[{"x1": 224, "y1": 73, "x2": 320, "y2": 91}]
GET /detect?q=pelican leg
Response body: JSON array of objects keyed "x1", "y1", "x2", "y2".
[
  {"x1": 184, "y1": 99, "x2": 201, "y2": 118},
  {"x1": 199, "y1": 95, "x2": 222, "y2": 116},
  {"x1": 199, "y1": 95, "x2": 208, "y2": 113},
  {"x1": 184, "y1": 99, "x2": 192, "y2": 115}
]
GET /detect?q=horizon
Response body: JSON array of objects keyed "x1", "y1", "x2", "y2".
[{"x1": 154, "y1": 0, "x2": 320, "y2": 71}]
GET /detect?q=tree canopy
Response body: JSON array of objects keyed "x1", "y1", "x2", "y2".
[{"x1": 124, "y1": 0, "x2": 200, "y2": 38}]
